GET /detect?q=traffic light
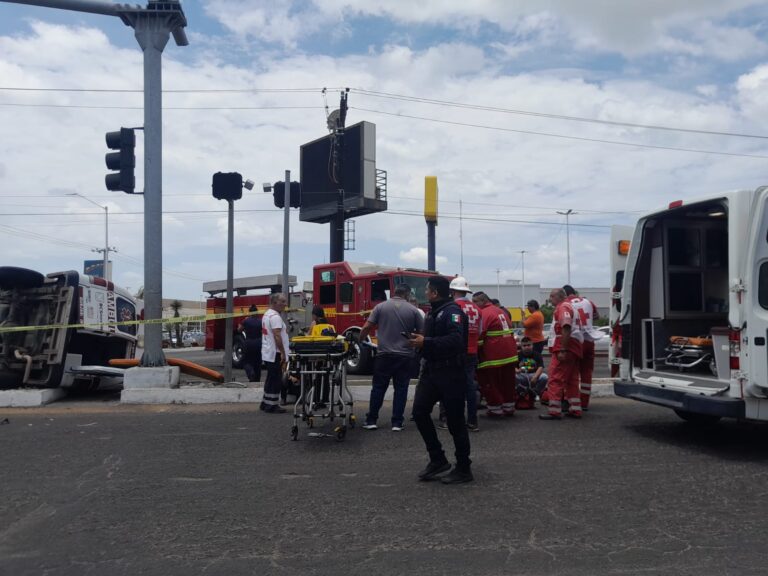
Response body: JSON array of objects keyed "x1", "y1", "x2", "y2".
[
  {"x1": 105, "y1": 128, "x2": 136, "y2": 194},
  {"x1": 273, "y1": 181, "x2": 301, "y2": 208},
  {"x1": 212, "y1": 172, "x2": 243, "y2": 201}
]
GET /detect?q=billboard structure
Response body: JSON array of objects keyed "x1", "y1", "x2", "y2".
[
  {"x1": 299, "y1": 121, "x2": 387, "y2": 224},
  {"x1": 84, "y1": 260, "x2": 111, "y2": 279}
]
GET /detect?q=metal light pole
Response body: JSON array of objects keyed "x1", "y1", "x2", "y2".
[
  {"x1": 67, "y1": 192, "x2": 114, "y2": 280},
  {"x1": 519, "y1": 250, "x2": 526, "y2": 308},
  {"x1": 557, "y1": 209, "x2": 574, "y2": 284},
  {"x1": 2, "y1": 1, "x2": 189, "y2": 368}
]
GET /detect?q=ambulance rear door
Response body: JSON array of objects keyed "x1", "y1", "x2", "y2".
[
  {"x1": 744, "y1": 187, "x2": 768, "y2": 403},
  {"x1": 610, "y1": 225, "x2": 635, "y2": 378}
]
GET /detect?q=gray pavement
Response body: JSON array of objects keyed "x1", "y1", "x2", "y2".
[{"x1": 2, "y1": 397, "x2": 768, "y2": 575}]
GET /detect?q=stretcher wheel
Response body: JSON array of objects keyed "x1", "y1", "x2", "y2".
[
  {"x1": 349, "y1": 414, "x2": 356, "y2": 428},
  {"x1": 308, "y1": 417, "x2": 314, "y2": 429},
  {"x1": 291, "y1": 425, "x2": 299, "y2": 441},
  {"x1": 335, "y1": 425, "x2": 347, "y2": 441}
]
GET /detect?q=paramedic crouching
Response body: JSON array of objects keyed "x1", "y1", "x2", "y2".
[{"x1": 408, "y1": 275, "x2": 473, "y2": 485}]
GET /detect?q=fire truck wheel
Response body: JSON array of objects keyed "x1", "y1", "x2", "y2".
[
  {"x1": 232, "y1": 335, "x2": 245, "y2": 369},
  {"x1": 346, "y1": 335, "x2": 372, "y2": 375}
]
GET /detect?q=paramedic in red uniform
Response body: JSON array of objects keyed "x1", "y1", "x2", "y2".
[
  {"x1": 541, "y1": 288, "x2": 583, "y2": 420},
  {"x1": 471, "y1": 291, "x2": 518, "y2": 417},
  {"x1": 563, "y1": 285, "x2": 601, "y2": 410}
]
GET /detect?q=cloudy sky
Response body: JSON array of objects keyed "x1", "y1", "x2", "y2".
[{"x1": 2, "y1": 0, "x2": 768, "y2": 303}]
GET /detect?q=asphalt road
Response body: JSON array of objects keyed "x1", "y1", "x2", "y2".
[
  {"x1": 2, "y1": 397, "x2": 767, "y2": 575},
  {"x1": 166, "y1": 348, "x2": 612, "y2": 384}
]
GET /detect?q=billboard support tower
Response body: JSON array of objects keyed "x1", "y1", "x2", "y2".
[{"x1": 329, "y1": 90, "x2": 349, "y2": 263}]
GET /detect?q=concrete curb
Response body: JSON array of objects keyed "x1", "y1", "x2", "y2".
[
  {"x1": 0, "y1": 388, "x2": 67, "y2": 407},
  {"x1": 120, "y1": 379, "x2": 616, "y2": 405}
]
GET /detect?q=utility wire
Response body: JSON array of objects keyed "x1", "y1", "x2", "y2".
[
  {"x1": 0, "y1": 87, "x2": 338, "y2": 93},
  {"x1": 0, "y1": 102, "x2": 323, "y2": 111},
  {"x1": 352, "y1": 107, "x2": 768, "y2": 160},
  {"x1": 352, "y1": 88, "x2": 768, "y2": 140},
  {"x1": 2, "y1": 84, "x2": 765, "y2": 140}
]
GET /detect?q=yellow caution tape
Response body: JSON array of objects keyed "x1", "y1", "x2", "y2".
[
  {"x1": 0, "y1": 308, "x2": 304, "y2": 335},
  {"x1": 0, "y1": 305, "x2": 379, "y2": 335}
]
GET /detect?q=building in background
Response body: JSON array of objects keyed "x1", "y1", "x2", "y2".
[{"x1": 470, "y1": 280, "x2": 609, "y2": 320}]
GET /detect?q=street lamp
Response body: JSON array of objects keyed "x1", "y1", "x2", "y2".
[
  {"x1": 556, "y1": 209, "x2": 575, "y2": 284},
  {"x1": 519, "y1": 250, "x2": 527, "y2": 308},
  {"x1": 67, "y1": 192, "x2": 115, "y2": 281}
]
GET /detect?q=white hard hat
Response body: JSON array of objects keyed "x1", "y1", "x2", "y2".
[{"x1": 449, "y1": 276, "x2": 472, "y2": 293}]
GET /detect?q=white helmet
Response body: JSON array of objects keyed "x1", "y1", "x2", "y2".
[{"x1": 449, "y1": 276, "x2": 472, "y2": 293}]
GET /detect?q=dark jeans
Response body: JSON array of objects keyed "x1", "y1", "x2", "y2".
[
  {"x1": 533, "y1": 341, "x2": 546, "y2": 355},
  {"x1": 260, "y1": 353, "x2": 283, "y2": 412},
  {"x1": 243, "y1": 353, "x2": 261, "y2": 383},
  {"x1": 439, "y1": 354, "x2": 478, "y2": 425},
  {"x1": 366, "y1": 353, "x2": 413, "y2": 427},
  {"x1": 413, "y1": 366, "x2": 471, "y2": 470}
]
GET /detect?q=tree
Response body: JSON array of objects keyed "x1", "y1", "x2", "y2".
[{"x1": 541, "y1": 303, "x2": 554, "y2": 324}]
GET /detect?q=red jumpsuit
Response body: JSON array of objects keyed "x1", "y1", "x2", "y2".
[
  {"x1": 546, "y1": 300, "x2": 583, "y2": 418},
  {"x1": 476, "y1": 303, "x2": 518, "y2": 416}
]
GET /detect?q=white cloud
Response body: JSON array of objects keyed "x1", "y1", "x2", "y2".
[
  {"x1": 205, "y1": 0, "x2": 765, "y2": 59},
  {"x1": 399, "y1": 247, "x2": 447, "y2": 266}
]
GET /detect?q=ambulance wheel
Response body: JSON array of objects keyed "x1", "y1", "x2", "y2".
[
  {"x1": 0, "y1": 267, "x2": 45, "y2": 290},
  {"x1": 291, "y1": 425, "x2": 299, "y2": 441},
  {"x1": 673, "y1": 409, "x2": 721, "y2": 425},
  {"x1": 346, "y1": 336, "x2": 372, "y2": 375}
]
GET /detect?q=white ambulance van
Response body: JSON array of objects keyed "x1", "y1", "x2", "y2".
[{"x1": 613, "y1": 187, "x2": 768, "y2": 423}]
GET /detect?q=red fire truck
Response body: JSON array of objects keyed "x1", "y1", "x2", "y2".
[{"x1": 204, "y1": 262, "x2": 440, "y2": 374}]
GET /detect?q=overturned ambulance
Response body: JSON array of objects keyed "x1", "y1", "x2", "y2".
[{"x1": 0, "y1": 267, "x2": 139, "y2": 390}]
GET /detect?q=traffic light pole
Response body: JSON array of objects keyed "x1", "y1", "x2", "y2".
[
  {"x1": 1, "y1": 1, "x2": 188, "y2": 368},
  {"x1": 224, "y1": 198, "x2": 234, "y2": 383},
  {"x1": 134, "y1": 14, "x2": 169, "y2": 366},
  {"x1": 282, "y1": 169, "x2": 290, "y2": 299}
]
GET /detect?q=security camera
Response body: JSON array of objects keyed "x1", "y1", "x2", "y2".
[
  {"x1": 262, "y1": 182, "x2": 273, "y2": 193},
  {"x1": 243, "y1": 179, "x2": 254, "y2": 191}
]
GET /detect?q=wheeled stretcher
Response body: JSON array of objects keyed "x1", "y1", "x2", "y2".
[
  {"x1": 664, "y1": 335, "x2": 716, "y2": 375},
  {"x1": 288, "y1": 335, "x2": 356, "y2": 441}
]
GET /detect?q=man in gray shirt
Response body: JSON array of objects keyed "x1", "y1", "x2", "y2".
[{"x1": 359, "y1": 284, "x2": 424, "y2": 431}]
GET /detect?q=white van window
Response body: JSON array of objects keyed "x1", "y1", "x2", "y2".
[{"x1": 759, "y1": 263, "x2": 768, "y2": 309}]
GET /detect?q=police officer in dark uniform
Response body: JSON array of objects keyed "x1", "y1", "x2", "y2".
[
  {"x1": 408, "y1": 275, "x2": 473, "y2": 484},
  {"x1": 239, "y1": 305, "x2": 262, "y2": 382}
]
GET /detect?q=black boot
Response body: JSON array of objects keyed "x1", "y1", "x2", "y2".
[
  {"x1": 441, "y1": 466, "x2": 474, "y2": 485},
  {"x1": 417, "y1": 459, "x2": 451, "y2": 481}
]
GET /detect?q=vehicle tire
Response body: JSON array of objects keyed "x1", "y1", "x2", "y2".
[
  {"x1": 0, "y1": 266, "x2": 45, "y2": 290},
  {"x1": 0, "y1": 370, "x2": 23, "y2": 390},
  {"x1": 673, "y1": 409, "x2": 722, "y2": 425},
  {"x1": 346, "y1": 334, "x2": 372, "y2": 375},
  {"x1": 232, "y1": 334, "x2": 245, "y2": 369}
]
